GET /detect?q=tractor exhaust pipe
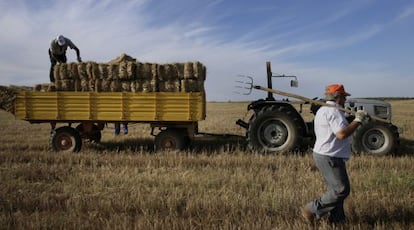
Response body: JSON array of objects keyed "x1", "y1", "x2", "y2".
[{"x1": 236, "y1": 119, "x2": 249, "y2": 129}]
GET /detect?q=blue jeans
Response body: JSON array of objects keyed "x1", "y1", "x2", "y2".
[
  {"x1": 306, "y1": 153, "x2": 350, "y2": 223},
  {"x1": 114, "y1": 123, "x2": 128, "y2": 135}
]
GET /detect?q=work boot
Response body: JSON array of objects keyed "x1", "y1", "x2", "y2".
[{"x1": 302, "y1": 206, "x2": 315, "y2": 223}]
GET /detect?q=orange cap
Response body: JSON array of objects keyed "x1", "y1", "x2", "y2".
[{"x1": 325, "y1": 84, "x2": 351, "y2": 96}]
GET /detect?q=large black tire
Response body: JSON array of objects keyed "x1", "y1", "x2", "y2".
[
  {"x1": 247, "y1": 105, "x2": 302, "y2": 153},
  {"x1": 154, "y1": 129, "x2": 188, "y2": 151},
  {"x1": 50, "y1": 126, "x2": 82, "y2": 153},
  {"x1": 352, "y1": 122, "x2": 399, "y2": 156}
]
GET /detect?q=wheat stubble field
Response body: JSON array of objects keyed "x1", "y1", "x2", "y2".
[{"x1": 0, "y1": 100, "x2": 414, "y2": 229}]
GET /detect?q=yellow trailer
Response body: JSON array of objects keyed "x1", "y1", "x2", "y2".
[{"x1": 15, "y1": 91, "x2": 206, "y2": 152}]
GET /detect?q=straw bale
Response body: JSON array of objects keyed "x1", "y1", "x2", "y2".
[
  {"x1": 108, "y1": 64, "x2": 119, "y2": 80},
  {"x1": 108, "y1": 53, "x2": 136, "y2": 64},
  {"x1": 193, "y1": 61, "x2": 206, "y2": 80},
  {"x1": 59, "y1": 63, "x2": 68, "y2": 80},
  {"x1": 151, "y1": 64, "x2": 158, "y2": 80},
  {"x1": 110, "y1": 80, "x2": 121, "y2": 92},
  {"x1": 80, "y1": 79, "x2": 89, "y2": 92},
  {"x1": 120, "y1": 81, "x2": 131, "y2": 92},
  {"x1": 174, "y1": 63, "x2": 184, "y2": 79},
  {"x1": 135, "y1": 62, "x2": 143, "y2": 79},
  {"x1": 54, "y1": 63, "x2": 61, "y2": 81},
  {"x1": 181, "y1": 79, "x2": 204, "y2": 92},
  {"x1": 165, "y1": 64, "x2": 178, "y2": 80},
  {"x1": 99, "y1": 64, "x2": 109, "y2": 80},
  {"x1": 141, "y1": 79, "x2": 157, "y2": 92},
  {"x1": 92, "y1": 62, "x2": 100, "y2": 80},
  {"x1": 101, "y1": 79, "x2": 111, "y2": 92},
  {"x1": 142, "y1": 63, "x2": 153, "y2": 79},
  {"x1": 67, "y1": 63, "x2": 79, "y2": 80},
  {"x1": 159, "y1": 79, "x2": 180, "y2": 92},
  {"x1": 127, "y1": 62, "x2": 136, "y2": 79},
  {"x1": 86, "y1": 62, "x2": 94, "y2": 79},
  {"x1": 184, "y1": 62, "x2": 194, "y2": 79},
  {"x1": 118, "y1": 62, "x2": 128, "y2": 79},
  {"x1": 57, "y1": 80, "x2": 74, "y2": 91},
  {"x1": 77, "y1": 62, "x2": 88, "y2": 80}
]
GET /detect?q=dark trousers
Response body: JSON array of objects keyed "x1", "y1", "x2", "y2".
[
  {"x1": 306, "y1": 153, "x2": 350, "y2": 223},
  {"x1": 49, "y1": 49, "x2": 67, "y2": 82}
]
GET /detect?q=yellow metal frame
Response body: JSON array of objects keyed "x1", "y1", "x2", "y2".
[{"x1": 15, "y1": 91, "x2": 206, "y2": 122}]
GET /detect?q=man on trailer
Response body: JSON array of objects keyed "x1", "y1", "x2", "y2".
[{"x1": 48, "y1": 35, "x2": 82, "y2": 82}]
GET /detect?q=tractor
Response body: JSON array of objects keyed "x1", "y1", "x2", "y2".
[{"x1": 237, "y1": 62, "x2": 400, "y2": 155}]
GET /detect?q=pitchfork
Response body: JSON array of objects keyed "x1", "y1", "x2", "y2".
[{"x1": 234, "y1": 75, "x2": 390, "y2": 123}]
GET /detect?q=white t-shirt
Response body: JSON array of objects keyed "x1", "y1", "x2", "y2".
[{"x1": 313, "y1": 101, "x2": 351, "y2": 159}]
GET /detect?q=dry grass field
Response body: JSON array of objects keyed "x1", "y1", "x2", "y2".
[{"x1": 0, "y1": 100, "x2": 414, "y2": 229}]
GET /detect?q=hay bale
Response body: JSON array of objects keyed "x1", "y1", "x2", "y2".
[
  {"x1": 141, "y1": 79, "x2": 157, "y2": 92},
  {"x1": 159, "y1": 79, "x2": 180, "y2": 92},
  {"x1": 54, "y1": 63, "x2": 61, "y2": 81},
  {"x1": 80, "y1": 79, "x2": 89, "y2": 91},
  {"x1": 184, "y1": 62, "x2": 194, "y2": 79},
  {"x1": 99, "y1": 64, "x2": 109, "y2": 80},
  {"x1": 181, "y1": 79, "x2": 204, "y2": 92},
  {"x1": 142, "y1": 63, "x2": 153, "y2": 79},
  {"x1": 77, "y1": 62, "x2": 88, "y2": 80},
  {"x1": 110, "y1": 80, "x2": 120, "y2": 92},
  {"x1": 165, "y1": 64, "x2": 178, "y2": 80},
  {"x1": 108, "y1": 53, "x2": 136, "y2": 64},
  {"x1": 127, "y1": 62, "x2": 136, "y2": 79},
  {"x1": 56, "y1": 80, "x2": 74, "y2": 91},
  {"x1": 174, "y1": 63, "x2": 185, "y2": 79},
  {"x1": 59, "y1": 63, "x2": 68, "y2": 80},
  {"x1": 108, "y1": 64, "x2": 119, "y2": 80},
  {"x1": 118, "y1": 62, "x2": 128, "y2": 79},
  {"x1": 67, "y1": 63, "x2": 79, "y2": 80},
  {"x1": 193, "y1": 61, "x2": 206, "y2": 80}
]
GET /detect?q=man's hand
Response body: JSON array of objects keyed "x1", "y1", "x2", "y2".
[
  {"x1": 77, "y1": 56, "x2": 82, "y2": 62},
  {"x1": 354, "y1": 110, "x2": 368, "y2": 123}
]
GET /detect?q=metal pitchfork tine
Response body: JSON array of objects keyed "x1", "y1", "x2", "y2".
[{"x1": 234, "y1": 75, "x2": 254, "y2": 95}]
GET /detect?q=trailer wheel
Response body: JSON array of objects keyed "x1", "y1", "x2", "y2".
[
  {"x1": 154, "y1": 129, "x2": 187, "y2": 151},
  {"x1": 247, "y1": 105, "x2": 302, "y2": 153},
  {"x1": 50, "y1": 126, "x2": 82, "y2": 153},
  {"x1": 352, "y1": 122, "x2": 399, "y2": 156}
]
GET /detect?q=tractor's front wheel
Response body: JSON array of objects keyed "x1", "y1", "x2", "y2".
[
  {"x1": 247, "y1": 105, "x2": 302, "y2": 153},
  {"x1": 50, "y1": 126, "x2": 82, "y2": 153},
  {"x1": 352, "y1": 122, "x2": 399, "y2": 156}
]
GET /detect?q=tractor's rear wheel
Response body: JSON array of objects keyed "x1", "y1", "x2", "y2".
[
  {"x1": 154, "y1": 129, "x2": 188, "y2": 151},
  {"x1": 50, "y1": 126, "x2": 82, "y2": 153},
  {"x1": 352, "y1": 122, "x2": 399, "y2": 156},
  {"x1": 247, "y1": 105, "x2": 302, "y2": 153}
]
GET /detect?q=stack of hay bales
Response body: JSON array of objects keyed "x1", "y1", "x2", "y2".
[{"x1": 51, "y1": 53, "x2": 206, "y2": 93}]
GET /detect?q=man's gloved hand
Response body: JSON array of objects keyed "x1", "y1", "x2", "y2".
[
  {"x1": 77, "y1": 56, "x2": 82, "y2": 62},
  {"x1": 354, "y1": 110, "x2": 368, "y2": 123}
]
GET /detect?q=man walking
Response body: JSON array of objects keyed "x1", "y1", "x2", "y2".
[
  {"x1": 303, "y1": 84, "x2": 368, "y2": 224},
  {"x1": 48, "y1": 35, "x2": 82, "y2": 82}
]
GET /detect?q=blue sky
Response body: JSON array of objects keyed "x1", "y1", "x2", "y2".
[{"x1": 1, "y1": 0, "x2": 413, "y2": 101}]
